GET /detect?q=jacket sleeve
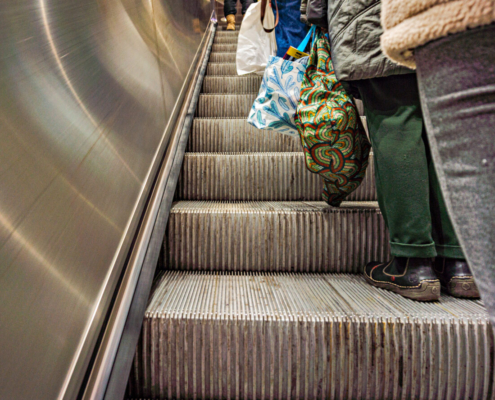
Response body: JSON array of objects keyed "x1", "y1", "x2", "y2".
[
  {"x1": 300, "y1": 0, "x2": 310, "y2": 25},
  {"x1": 307, "y1": 0, "x2": 328, "y2": 29}
]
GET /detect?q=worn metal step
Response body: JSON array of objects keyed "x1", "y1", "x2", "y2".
[
  {"x1": 188, "y1": 117, "x2": 368, "y2": 152},
  {"x1": 213, "y1": 35, "x2": 239, "y2": 44},
  {"x1": 215, "y1": 30, "x2": 240, "y2": 37},
  {"x1": 163, "y1": 201, "x2": 389, "y2": 272},
  {"x1": 206, "y1": 62, "x2": 238, "y2": 76},
  {"x1": 127, "y1": 271, "x2": 492, "y2": 400},
  {"x1": 177, "y1": 152, "x2": 376, "y2": 202},
  {"x1": 202, "y1": 75, "x2": 261, "y2": 94},
  {"x1": 188, "y1": 118, "x2": 301, "y2": 152},
  {"x1": 209, "y1": 52, "x2": 236, "y2": 63},
  {"x1": 196, "y1": 94, "x2": 257, "y2": 118},
  {"x1": 217, "y1": 24, "x2": 242, "y2": 31},
  {"x1": 211, "y1": 43, "x2": 238, "y2": 53}
]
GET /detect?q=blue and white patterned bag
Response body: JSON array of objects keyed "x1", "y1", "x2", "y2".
[{"x1": 247, "y1": 56, "x2": 309, "y2": 137}]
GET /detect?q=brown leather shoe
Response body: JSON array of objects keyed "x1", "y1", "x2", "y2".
[
  {"x1": 226, "y1": 14, "x2": 236, "y2": 31},
  {"x1": 433, "y1": 258, "x2": 480, "y2": 298},
  {"x1": 364, "y1": 257, "x2": 441, "y2": 301}
]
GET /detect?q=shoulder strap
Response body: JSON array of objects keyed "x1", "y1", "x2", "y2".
[
  {"x1": 296, "y1": 25, "x2": 316, "y2": 53},
  {"x1": 260, "y1": 0, "x2": 279, "y2": 33}
]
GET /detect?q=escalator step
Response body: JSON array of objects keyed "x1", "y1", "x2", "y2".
[
  {"x1": 206, "y1": 62, "x2": 238, "y2": 76},
  {"x1": 215, "y1": 30, "x2": 240, "y2": 37},
  {"x1": 213, "y1": 35, "x2": 239, "y2": 44},
  {"x1": 127, "y1": 271, "x2": 492, "y2": 400},
  {"x1": 164, "y1": 201, "x2": 389, "y2": 272},
  {"x1": 212, "y1": 43, "x2": 238, "y2": 53},
  {"x1": 196, "y1": 94, "x2": 257, "y2": 117},
  {"x1": 209, "y1": 52, "x2": 236, "y2": 63},
  {"x1": 188, "y1": 117, "x2": 368, "y2": 152},
  {"x1": 177, "y1": 152, "x2": 376, "y2": 201},
  {"x1": 203, "y1": 75, "x2": 262, "y2": 94},
  {"x1": 188, "y1": 118, "x2": 300, "y2": 152}
]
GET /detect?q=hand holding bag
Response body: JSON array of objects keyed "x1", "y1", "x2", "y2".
[
  {"x1": 247, "y1": 26, "x2": 315, "y2": 137},
  {"x1": 236, "y1": 0, "x2": 278, "y2": 76},
  {"x1": 296, "y1": 28, "x2": 371, "y2": 206}
]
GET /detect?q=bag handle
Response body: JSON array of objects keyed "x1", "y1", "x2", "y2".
[
  {"x1": 296, "y1": 25, "x2": 316, "y2": 53},
  {"x1": 260, "y1": 0, "x2": 279, "y2": 33}
]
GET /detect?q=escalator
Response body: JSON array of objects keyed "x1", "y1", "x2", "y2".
[{"x1": 125, "y1": 22, "x2": 495, "y2": 400}]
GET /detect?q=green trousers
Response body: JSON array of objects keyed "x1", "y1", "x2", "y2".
[{"x1": 352, "y1": 74, "x2": 464, "y2": 259}]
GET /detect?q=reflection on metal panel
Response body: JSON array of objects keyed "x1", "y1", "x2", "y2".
[{"x1": 0, "y1": 1, "x2": 211, "y2": 399}]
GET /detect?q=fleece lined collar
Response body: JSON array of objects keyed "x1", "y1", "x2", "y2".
[{"x1": 380, "y1": 0, "x2": 495, "y2": 68}]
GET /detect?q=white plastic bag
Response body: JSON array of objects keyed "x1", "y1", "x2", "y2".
[{"x1": 236, "y1": 1, "x2": 277, "y2": 76}]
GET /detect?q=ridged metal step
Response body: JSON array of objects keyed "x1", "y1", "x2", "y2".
[
  {"x1": 206, "y1": 62, "x2": 238, "y2": 76},
  {"x1": 213, "y1": 35, "x2": 239, "y2": 44},
  {"x1": 212, "y1": 43, "x2": 238, "y2": 53},
  {"x1": 164, "y1": 201, "x2": 389, "y2": 272},
  {"x1": 209, "y1": 52, "x2": 236, "y2": 63},
  {"x1": 196, "y1": 94, "x2": 257, "y2": 118},
  {"x1": 202, "y1": 76, "x2": 261, "y2": 94},
  {"x1": 188, "y1": 118, "x2": 300, "y2": 152},
  {"x1": 215, "y1": 30, "x2": 240, "y2": 37},
  {"x1": 188, "y1": 118, "x2": 368, "y2": 152},
  {"x1": 177, "y1": 152, "x2": 376, "y2": 201},
  {"x1": 217, "y1": 24, "x2": 242, "y2": 31},
  {"x1": 127, "y1": 271, "x2": 493, "y2": 400}
]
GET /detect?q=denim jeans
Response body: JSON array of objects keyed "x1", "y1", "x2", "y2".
[
  {"x1": 416, "y1": 24, "x2": 495, "y2": 322},
  {"x1": 224, "y1": 0, "x2": 254, "y2": 16}
]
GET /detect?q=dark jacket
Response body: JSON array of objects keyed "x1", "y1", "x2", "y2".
[{"x1": 326, "y1": 0, "x2": 411, "y2": 82}]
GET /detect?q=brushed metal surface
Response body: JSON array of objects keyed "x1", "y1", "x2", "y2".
[
  {"x1": 211, "y1": 43, "x2": 238, "y2": 52},
  {"x1": 196, "y1": 94, "x2": 258, "y2": 117},
  {"x1": 164, "y1": 201, "x2": 390, "y2": 272},
  {"x1": 0, "y1": 1, "x2": 210, "y2": 399},
  {"x1": 209, "y1": 52, "x2": 237, "y2": 63},
  {"x1": 127, "y1": 271, "x2": 493, "y2": 400},
  {"x1": 206, "y1": 62, "x2": 238, "y2": 75},
  {"x1": 202, "y1": 75, "x2": 261, "y2": 93},
  {"x1": 187, "y1": 118, "x2": 301, "y2": 152},
  {"x1": 177, "y1": 152, "x2": 377, "y2": 201}
]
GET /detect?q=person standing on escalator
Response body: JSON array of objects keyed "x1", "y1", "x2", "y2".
[
  {"x1": 310, "y1": 0, "x2": 480, "y2": 301},
  {"x1": 224, "y1": 0, "x2": 254, "y2": 30}
]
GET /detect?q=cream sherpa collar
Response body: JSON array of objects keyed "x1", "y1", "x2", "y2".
[{"x1": 381, "y1": 0, "x2": 495, "y2": 68}]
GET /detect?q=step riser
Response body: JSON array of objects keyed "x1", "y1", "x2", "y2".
[
  {"x1": 209, "y1": 52, "x2": 236, "y2": 63},
  {"x1": 188, "y1": 119, "x2": 301, "y2": 152},
  {"x1": 196, "y1": 94, "x2": 257, "y2": 118},
  {"x1": 213, "y1": 36, "x2": 239, "y2": 44},
  {"x1": 212, "y1": 43, "x2": 238, "y2": 53},
  {"x1": 203, "y1": 76, "x2": 261, "y2": 94},
  {"x1": 215, "y1": 31, "x2": 240, "y2": 37},
  {"x1": 206, "y1": 63, "x2": 238, "y2": 76},
  {"x1": 127, "y1": 272, "x2": 493, "y2": 400},
  {"x1": 164, "y1": 202, "x2": 389, "y2": 272},
  {"x1": 177, "y1": 153, "x2": 376, "y2": 202}
]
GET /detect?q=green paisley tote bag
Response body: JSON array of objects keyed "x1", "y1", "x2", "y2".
[{"x1": 296, "y1": 28, "x2": 371, "y2": 207}]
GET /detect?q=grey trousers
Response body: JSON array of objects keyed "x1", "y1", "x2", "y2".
[{"x1": 416, "y1": 24, "x2": 495, "y2": 322}]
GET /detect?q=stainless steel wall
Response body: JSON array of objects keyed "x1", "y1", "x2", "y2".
[{"x1": 0, "y1": 1, "x2": 211, "y2": 399}]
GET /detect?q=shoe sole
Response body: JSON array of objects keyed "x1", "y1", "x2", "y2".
[
  {"x1": 446, "y1": 276, "x2": 481, "y2": 299},
  {"x1": 364, "y1": 273, "x2": 441, "y2": 301}
]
